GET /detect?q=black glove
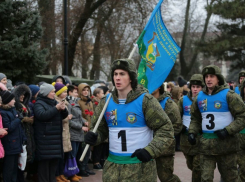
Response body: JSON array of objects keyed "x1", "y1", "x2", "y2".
[
  {"x1": 214, "y1": 128, "x2": 229, "y2": 140},
  {"x1": 181, "y1": 125, "x2": 187, "y2": 133},
  {"x1": 188, "y1": 133, "x2": 196, "y2": 145},
  {"x1": 131, "y1": 149, "x2": 152, "y2": 163},
  {"x1": 84, "y1": 131, "x2": 98, "y2": 145}
]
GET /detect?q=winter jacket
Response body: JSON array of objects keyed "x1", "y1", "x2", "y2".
[
  {"x1": 238, "y1": 79, "x2": 245, "y2": 151},
  {"x1": 0, "y1": 115, "x2": 5, "y2": 158},
  {"x1": 78, "y1": 84, "x2": 93, "y2": 129},
  {"x1": 13, "y1": 84, "x2": 35, "y2": 162},
  {"x1": 0, "y1": 105, "x2": 25, "y2": 155},
  {"x1": 55, "y1": 96, "x2": 72, "y2": 153},
  {"x1": 33, "y1": 94, "x2": 68, "y2": 161},
  {"x1": 157, "y1": 92, "x2": 182, "y2": 156},
  {"x1": 67, "y1": 96, "x2": 86, "y2": 142}
]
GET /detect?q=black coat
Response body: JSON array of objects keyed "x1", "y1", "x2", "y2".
[
  {"x1": 13, "y1": 84, "x2": 35, "y2": 162},
  {"x1": 33, "y1": 94, "x2": 68, "y2": 161},
  {"x1": 0, "y1": 107, "x2": 25, "y2": 155}
]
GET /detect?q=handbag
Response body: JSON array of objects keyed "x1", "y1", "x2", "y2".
[
  {"x1": 63, "y1": 156, "x2": 79, "y2": 177},
  {"x1": 18, "y1": 145, "x2": 27, "y2": 171}
]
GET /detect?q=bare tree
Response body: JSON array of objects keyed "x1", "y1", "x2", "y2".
[
  {"x1": 68, "y1": 0, "x2": 107, "y2": 76},
  {"x1": 38, "y1": 0, "x2": 57, "y2": 74},
  {"x1": 179, "y1": 0, "x2": 216, "y2": 79},
  {"x1": 90, "y1": 1, "x2": 119, "y2": 80}
]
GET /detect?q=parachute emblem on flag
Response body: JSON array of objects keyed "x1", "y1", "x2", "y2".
[{"x1": 146, "y1": 32, "x2": 160, "y2": 71}]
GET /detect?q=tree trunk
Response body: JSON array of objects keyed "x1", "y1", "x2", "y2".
[
  {"x1": 183, "y1": 0, "x2": 215, "y2": 78},
  {"x1": 80, "y1": 34, "x2": 88, "y2": 79},
  {"x1": 90, "y1": 27, "x2": 102, "y2": 80},
  {"x1": 38, "y1": 0, "x2": 55, "y2": 75},
  {"x1": 68, "y1": 0, "x2": 107, "y2": 76},
  {"x1": 179, "y1": 0, "x2": 191, "y2": 77}
]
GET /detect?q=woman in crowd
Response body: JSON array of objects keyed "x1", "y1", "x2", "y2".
[
  {"x1": 77, "y1": 83, "x2": 95, "y2": 176},
  {"x1": 33, "y1": 83, "x2": 68, "y2": 182},
  {"x1": 13, "y1": 84, "x2": 35, "y2": 182}
]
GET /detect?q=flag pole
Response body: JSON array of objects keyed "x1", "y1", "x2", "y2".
[
  {"x1": 79, "y1": 88, "x2": 113, "y2": 161},
  {"x1": 128, "y1": 44, "x2": 137, "y2": 59},
  {"x1": 80, "y1": 45, "x2": 137, "y2": 162}
]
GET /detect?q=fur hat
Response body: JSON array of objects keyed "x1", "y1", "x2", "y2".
[
  {"x1": 189, "y1": 74, "x2": 205, "y2": 89},
  {"x1": 52, "y1": 82, "x2": 67, "y2": 96},
  {"x1": 111, "y1": 59, "x2": 138, "y2": 90},
  {"x1": 238, "y1": 71, "x2": 245, "y2": 84},
  {"x1": 202, "y1": 65, "x2": 225, "y2": 85}
]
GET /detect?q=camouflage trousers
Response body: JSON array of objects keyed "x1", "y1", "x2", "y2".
[
  {"x1": 238, "y1": 150, "x2": 245, "y2": 182},
  {"x1": 102, "y1": 160, "x2": 157, "y2": 182},
  {"x1": 200, "y1": 153, "x2": 238, "y2": 182},
  {"x1": 184, "y1": 154, "x2": 201, "y2": 182},
  {"x1": 156, "y1": 155, "x2": 181, "y2": 182}
]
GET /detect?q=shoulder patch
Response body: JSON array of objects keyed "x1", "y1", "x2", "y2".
[
  {"x1": 144, "y1": 93, "x2": 154, "y2": 100},
  {"x1": 228, "y1": 90, "x2": 235, "y2": 94},
  {"x1": 167, "y1": 98, "x2": 173, "y2": 103}
]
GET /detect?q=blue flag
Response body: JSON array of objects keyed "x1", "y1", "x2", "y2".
[{"x1": 137, "y1": 0, "x2": 181, "y2": 93}]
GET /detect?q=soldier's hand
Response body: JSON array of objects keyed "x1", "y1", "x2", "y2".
[
  {"x1": 131, "y1": 148, "x2": 152, "y2": 162},
  {"x1": 84, "y1": 131, "x2": 98, "y2": 146},
  {"x1": 214, "y1": 128, "x2": 229, "y2": 140},
  {"x1": 188, "y1": 133, "x2": 196, "y2": 145},
  {"x1": 181, "y1": 125, "x2": 187, "y2": 133}
]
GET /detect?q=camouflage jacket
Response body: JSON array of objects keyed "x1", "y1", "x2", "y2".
[
  {"x1": 91, "y1": 85, "x2": 175, "y2": 159},
  {"x1": 178, "y1": 93, "x2": 200, "y2": 155},
  {"x1": 157, "y1": 92, "x2": 181, "y2": 156},
  {"x1": 189, "y1": 84, "x2": 245, "y2": 155},
  {"x1": 158, "y1": 92, "x2": 182, "y2": 136},
  {"x1": 238, "y1": 79, "x2": 245, "y2": 150}
]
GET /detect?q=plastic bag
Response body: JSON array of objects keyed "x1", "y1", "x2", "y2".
[{"x1": 18, "y1": 145, "x2": 27, "y2": 171}]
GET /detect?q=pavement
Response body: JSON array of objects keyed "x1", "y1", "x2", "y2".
[{"x1": 78, "y1": 152, "x2": 220, "y2": 182}]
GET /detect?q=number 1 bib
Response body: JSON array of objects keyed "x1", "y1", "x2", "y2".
[
  {"x1": 104, "y1": 93, "x2": 153, "y2": 164},
  {"x1": 197, "y1": 89, "x2": 233, "y2": 134}
]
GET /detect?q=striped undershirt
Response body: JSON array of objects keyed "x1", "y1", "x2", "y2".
[{"x1": 118, "y1": 99, "x2": 126, "y2": 104}]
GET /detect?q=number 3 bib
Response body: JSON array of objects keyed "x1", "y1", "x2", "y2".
[
  {"x1": 197, "y1": 89, "x2": 233, "y2": 134},
  {"x1": 104, "y1": 93, "x2": 153, "y2": 164}
]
